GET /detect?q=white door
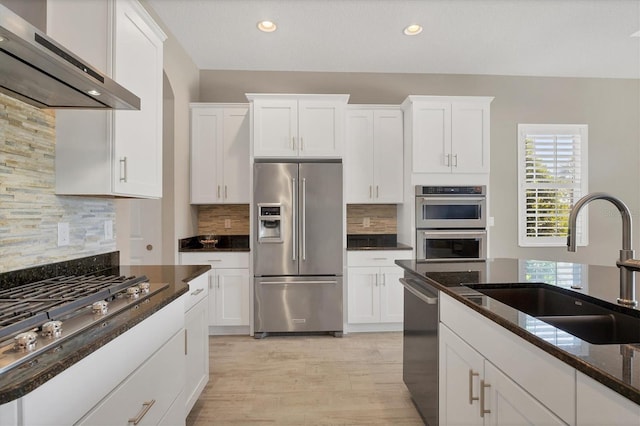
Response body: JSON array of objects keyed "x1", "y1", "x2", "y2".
[
  {"x1": 484, "y1": 361, "x2": 566, "y2": 426},
  {"x1": 439, "y1": 325, "x2": 484, "y2": 426},
  {"x1": 451, "y1": 102, "x2": 489, "y2": 173},
  {"x1": 373, "y1": 109, "x2": 403, "y2": 202},
  {"x1": 412, "y1": 102, "x2": 451, "y2": 173},
  {"x1": 190, "y1": 107, "x2": 222, "y2": 203},
  {"x1": 298, "y1": 100, "x2": 342, "y2": 157},
  {"x1": 214, "y1": 269, "x2": 250, "y2": 326},
  {"x1": 379, "y1": 266, "x2": 404, "y2": 322},
  {"x1": 252, "y1": 99, "x2": 297, "y2": 157},
  {"x1": 128, "y1": 199, "x2": 162, "y2": 265},
  {"x1": 345, "y1": 109, "x2": 374, "y2": 203},
  {"x1": 347, "y1": 267, "x2": 380, "y2": 323},
  {"x1": 222, "y1": 107, "x2": 250, "y2": 203}
]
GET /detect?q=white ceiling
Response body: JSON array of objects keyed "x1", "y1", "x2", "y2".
[{"x1": 147, "y1": 0, "x2": 640, "y2": 79}]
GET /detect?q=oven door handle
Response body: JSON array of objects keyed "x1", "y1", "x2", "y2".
[
  {"x1": 420, "y1": 230, "x2": 487, "y2": 238},
  {"x1": 399, "y1": 278, "x2": 438, "y2": 305},
  {"x1": 416, "y1": 196, "x2": 485, "y2": 203}
]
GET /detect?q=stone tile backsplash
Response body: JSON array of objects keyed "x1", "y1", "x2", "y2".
[
  {"x1": 0, "y1": 93, "x2": 116, "y2": 273},
  {"x1": 198, "y1": 204, "x2": 250, "y2": 235},
  {"x1": 347, "y1": 204, "x2": 398, "y2": 234}
]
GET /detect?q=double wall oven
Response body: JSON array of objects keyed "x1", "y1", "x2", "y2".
[{"x1": 415, "y1": 185, "x2": 487, "y2": 261}]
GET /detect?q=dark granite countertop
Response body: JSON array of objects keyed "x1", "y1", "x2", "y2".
[
  {"x1": 179, "y1": 235, "x2": 250, "y2": 252},
  {"x1": 346, "y1": 234, "x2": 412, "y2": 251},
  {"x1": 0, "y1": 263, "x2": 210, "y2": 404},
  {"x1": 395, "y1": 258, "x2": 640, "y2": 405}
]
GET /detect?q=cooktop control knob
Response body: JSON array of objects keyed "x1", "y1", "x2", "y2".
[
  {"x1": 41, "y1": 321, "x2": 63, "y2": 338},
  {"x1": 139, "y1": 282, "x2": 150, "y2": 293},
  {"x1": 126, "y1": 286, "x2": 140, "y2": 298},
  {"x1": 92, "y1": 300, "x2": 108, "y2": 315},
  {"x1": 14, "y1": 331, "x2": 38, "y2": 351}
]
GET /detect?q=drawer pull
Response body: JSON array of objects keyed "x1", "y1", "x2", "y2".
[
  {"x1": 207, "y1": 259, "x2": 223, "y2": 262},
  {"x1": 190, "y1": 288, "x2": 204, "y2": 296},
  {"x1": 372, "y1": 257, "x2": 388, "y2": 261},
  {"x1": 480, "y1": 380, "x2": 491, "y2": 417},
  {"x1": 128, "y1": 399, "x2": 155, "y2": 425}
]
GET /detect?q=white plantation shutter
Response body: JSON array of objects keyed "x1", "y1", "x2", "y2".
[{"x1": 518, "y1": 124, "x2": 588, "y2": 247}]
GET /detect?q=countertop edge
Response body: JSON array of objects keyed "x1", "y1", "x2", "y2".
[{"x1": 397, "y1": 261, "x2": 640, "y2": 406}]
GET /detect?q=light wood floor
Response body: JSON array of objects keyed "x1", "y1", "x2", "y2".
[{"x1": 186, "y1": 332, "x2": 425, "y2": 425}]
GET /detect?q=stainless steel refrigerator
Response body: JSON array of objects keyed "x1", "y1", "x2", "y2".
[{"x1": 253, "y1": 161, "x2": 343, "y2": 337}]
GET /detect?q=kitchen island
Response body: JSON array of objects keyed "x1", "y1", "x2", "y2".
[
  {"x1": 397, "y1": 258, "x2": 639, "y2": 425},
  {"x1": 0, "y1": 255, "x2": 210, "y2": 425}
]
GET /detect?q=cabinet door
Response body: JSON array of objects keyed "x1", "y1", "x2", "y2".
[
  {"x1": 439, "y1": 325, "x2": 484, "y2": 426},
  {"x1": 222, "y1": 107, "x2": 250, "y2": 203},
  {"x1": 113, "y1": 0, "x2": 164, "y2": 197},
  {"x1": 347, "y1": 267, "x2": 380, "y2": 323},
  {"x1": 412, "y1": 102, "x2": 451, "y2": 173},
  {"x1": 373, "y1": 110, "x2": 403, "y2": 202},
  {"x1": 483, "y1": 361, "x2": 565, "y2": 426},
  {"x1": 190, "y1": 108, "x2": 223, "y2": 203},
  {"x1": 576, "y1": 371, "x2": 640, "y2": 426},
  {"x1": 345, "y1": 109, "x2": 375, "y2": 203},
  {"x1": 298, "y1": 100, "x2": 344, "y2": 157},
  {"x1": 379, "y1": 266, "x2": 404, "y2": 322},
  {"x1": 451, "y1": 102, "x2": 489, "y2": 173},
  {"x1": 214, "y1": 269, "x2": 250, "y2": 326},
  {"x1": 252, "y1": 99, "x2": 298, "y2": 157},
  {"x1": 185, "y1": 297, "x2": 209, "y2": 415}
]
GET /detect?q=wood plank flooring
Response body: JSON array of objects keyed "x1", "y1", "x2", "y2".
[{"x1": 186, "y1": 332, "x2": 425, "y2": 425}]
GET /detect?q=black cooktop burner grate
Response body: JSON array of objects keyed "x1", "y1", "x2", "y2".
[{"x1": 0, "y1": 274, "x2": 149, "y2": 341}]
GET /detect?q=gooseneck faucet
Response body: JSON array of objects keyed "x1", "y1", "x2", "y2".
[{"x1": 567, "y1": 192, "x2": 637, "y2": 306}]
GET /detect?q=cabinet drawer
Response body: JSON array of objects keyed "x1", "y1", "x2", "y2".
[
  {"x1": 77, "y1": 330, "x2": 185, "y2": 426},
  {"x1": 347, "y1": 250, "x2": 410, "y2": 267},
  {"x1": 184, "y1": 272, "x2": 209, "y2": 312},
  {"x1": 180, "y1": 252, "x2": 249, "y2": 268}
]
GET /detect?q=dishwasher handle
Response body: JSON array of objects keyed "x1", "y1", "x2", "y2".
[{"x1": 399, "y1": 278, "x2": 438, "y2": 305}]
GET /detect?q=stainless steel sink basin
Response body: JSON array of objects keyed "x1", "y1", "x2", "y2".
[{"x1": 465, "y1": 284, "x2": 640, "y2": 345}]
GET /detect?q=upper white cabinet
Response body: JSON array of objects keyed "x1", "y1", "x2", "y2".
[
  {"x1": 190, "y1": 104, "x2": 250, "y2": 204},
  {"x1": 48, "y1": 0, "x2": 166, "y2": 198},
  {"x1": 345, "y1": 107, "x2": 403, "y2": 203},
  {"x1": 402, "y1": 96, "x2": 493, "y2": 174},
  {"x1": 247, "y1": 94, "x2": 349, "y2": 158}
]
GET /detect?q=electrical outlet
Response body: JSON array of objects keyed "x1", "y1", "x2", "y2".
[
  {"x1": 57, "y1": 222, "x2": 69, "y2": 246},
  {"x1": 104, "y1": 220, "x2": 113, "y2": 240},
  {"x1": 224, "y1": 219, "x2": 231, "y2": 229},
  {"x1": 363, "y1": 217, "x2": 370, "y2": 228}
]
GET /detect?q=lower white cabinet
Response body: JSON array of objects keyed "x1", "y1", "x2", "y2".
[
  {"x1": 180, "y1": 252, "x2": 250, "y2": 335},
  {"x1": 440, "y1": 324, "x2": 565, "y2": 426},
  {"x1": 346, "y1": 251, "x2": 408, "y2": 331},
  {"x1": 577, "y1": 371, "x2": 640, "y2": 426},
  {"x1": 184, "y1": 273, "x2": 209, "y2": 416}
]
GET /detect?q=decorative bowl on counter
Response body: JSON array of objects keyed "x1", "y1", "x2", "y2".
[{"x1": 198, "y1": 235, "x2": 219, "y2": 248}]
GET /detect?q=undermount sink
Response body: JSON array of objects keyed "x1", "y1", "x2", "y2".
[{"x1": 464, "y1": 283, "x2": 640, "y2": 345}]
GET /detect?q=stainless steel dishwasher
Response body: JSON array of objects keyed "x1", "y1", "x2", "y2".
[{"x1": 400, "y1": 272, "x2": 439, "y2": 426}]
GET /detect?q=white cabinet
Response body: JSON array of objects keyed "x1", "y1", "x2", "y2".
[
  {"x1": 440, "y1": 324, "x2": 565, "y2": 426},
  {"x1": 402, "y1": 96, "x2": 493, "y2": 174},
  {"x1": 577, "y1": 371, "x2": 640, "y2": 426},
  {"x1": 184, "y1": 273, "x2": 209, "y2": 416},
  {"x1": 190, "y1": 104, "x2": 250, "y2": 204},
  {"x1": 48, "y1": 0, "x2": 166, "y2": 198},
  {"x1": 180, "y1": 252, "x2": 250, "y2": 334},
  {"x1": 247, "y1": 94, "x2": 349, "y2": 158},
  {"x1": 345, "y1": 107, "x2": 403, "y2": 203},
  {"x1": 346, "y1": 251, "x2": 408, "y2": 330}
]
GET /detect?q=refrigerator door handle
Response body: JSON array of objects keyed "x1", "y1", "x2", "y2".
[
  {"x1": 259, "y1": 280, "x2": 339, "y2": 285},
  {"x1": 302, "y1": 178, "x2": 307, "y2": 261},
  {"x1": 292, "y1": 177, "x2": 297, "y2": 261}
]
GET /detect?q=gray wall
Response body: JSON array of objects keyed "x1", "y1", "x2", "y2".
[{"x1": 200, "y1": 70, "x2": 640, "y2": 267}]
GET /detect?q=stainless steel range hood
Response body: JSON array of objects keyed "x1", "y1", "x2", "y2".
[{"x1": 0, "y1": 4, "x2": 140, "y2": 110}]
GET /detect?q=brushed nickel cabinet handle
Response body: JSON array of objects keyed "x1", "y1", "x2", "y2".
[
  {"x1": 224, "y1": 185, "x2": 228, "y2": 199},
  {"x1": 217, "y1": 185, "x2": 221, "y2": 198},
  {"x1": 444, "y1": 153, "x2": 450, "y2": 166},
  {"x1": 376, "y1": 185, "x2": 379, "y2": 198},
  {"x1": 190, "y1": 288, "x2": 204, "y2": 296},
  {"x1": 469, "y1": 370, "x2": 479, "y2": 404},
  {"x1": 119, "y1": 157, "x2": 128, "y2": 182},
  {"x1": 480, "y1": 379, "x2": 491, "y2": 417},
  {"x1": 453, "y1": 154, "x2": 458, "y2": 167},
  {"x1": 128, "y1": 400, "x2": 156, "y2": 425}
]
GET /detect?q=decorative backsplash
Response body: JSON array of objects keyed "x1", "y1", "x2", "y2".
[
  {"x1": 198, "y1": 204, "x2": 250, "y2": 235},
  {"x1": 347, "y1": 204, "x2": 398, "y2": 234},
  {"x1": 0, "y1": 93, "x2": 116, "y2": 273}
]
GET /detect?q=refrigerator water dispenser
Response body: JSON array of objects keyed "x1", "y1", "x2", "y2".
[{"x1": 258, "y1": 204, "x2": 283, "y2": 243}]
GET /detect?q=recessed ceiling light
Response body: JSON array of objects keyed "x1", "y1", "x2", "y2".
[
  {"x1": 257, "y1": 20, "x2": 277, "y2": 33},
  {"x1": 87, "y1": 89, "x2": 101, "y2": 96},
  {"x1": 631, "y1": 30, "x2": 640, "y2": 37},
  {"x1": 403, "y1": 24, "x2": 423, "y2": 36},
  {"x1": 0, "y1": 35, "x2": 6, "y2": 43}
]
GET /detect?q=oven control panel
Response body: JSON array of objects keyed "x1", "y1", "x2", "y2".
[{"x1": 416, "y1": 185, "x2": 485, "y2": 196}]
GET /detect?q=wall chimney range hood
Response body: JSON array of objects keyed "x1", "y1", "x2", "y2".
[{"x1": 0, "y1": 4, "x2": 140, "y2": 110}]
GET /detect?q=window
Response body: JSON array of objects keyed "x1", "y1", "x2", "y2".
[{"x1": 518, "y1": 124, "x2": 588, "y2": 247}]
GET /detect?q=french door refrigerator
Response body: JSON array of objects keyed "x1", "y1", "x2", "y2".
[{"x1": 253, "y1": 161, "x2": 343, "y2": 337}]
